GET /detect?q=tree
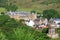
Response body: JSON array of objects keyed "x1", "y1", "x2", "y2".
[
  {"x1": 6, "y1": 0, "x2": 18, "y2": 11},
  {"x1": 0, "y1": 14, "x2": 10, "y2": 27},
  {"x1": 31, "y1": 10, "x2": 36, "y2": 13},
  {"x1": 0, "y1": 0, "x2": 8, "y2": 7},
  {"x1": 6, "y1": 5, "x2": 18, "y2": 11},
  {"x1": 0, "y1": 0, "x2": 18, "y2": 12},
  {"x1": 42, "y1": 28, "x2": 48, "y2": 34},
  {"x1": 43, "y1": 9, "x2": 58, "y2": 19},
  {"x1": 4, "y1": 18, "x2": 18, "y2": 28}
]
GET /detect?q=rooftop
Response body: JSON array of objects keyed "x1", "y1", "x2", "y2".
[
  {"x1": 7, "y1": 11, "x2": 31, "y2": 16},
  {"x1": 53, "y1": 18, "x2": 60, "y2": 21}
]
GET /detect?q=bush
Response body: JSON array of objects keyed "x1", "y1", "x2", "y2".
[
  {"x1": 0, "y1": 30, "x2": 8, "y2": 40},
  {"x1": 0, "y1": 15, "x2": 10, "y2": 27},
  {"x1": 42, "y1": 28, "x2": 48, "y2": 34},
  {"x1": 31, "y1": 10, "x2": 36, "y2": 13},
  {"x1": 4, "y1": 18, "x2": 18, "y2": 28},
  {"x1": 12, "y1": 26, "x2": 51, "y2": 40}
]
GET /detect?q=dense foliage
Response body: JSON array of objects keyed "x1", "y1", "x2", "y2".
[
  {"x1": 0, "y1": 14, "x2": 10, "y2": 27},
  {"x1": 0, "y1": 13, "x2": 51, "y2": 40},
  {"x1": 43, "y1": 9, "x2": 60, "y2": 19},
  {"x1": 0, "y1": 0, "x2": 18, "y2": 12}
]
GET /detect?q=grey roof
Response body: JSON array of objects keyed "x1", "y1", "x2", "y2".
[
  {"x1": 53, "y1": 18, "x2": 60, "y2": 21},
  {"x1": 34, "y1": 18, "x2": 40, "y2": 21},
  {"x1": 7, "y1": 12, "x2": 31, "y2": 16}
]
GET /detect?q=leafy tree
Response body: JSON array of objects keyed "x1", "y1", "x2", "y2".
[
  {"x1": 0, "y1": 0, "x2": 8, "y2": 7},
  {"x1": 0, "y1": 0, "x2": 18, "y2": 12},
  {"x1": 43, "y1": 9, "x2": 58, "y2": 19},
  {"x1": 4, "y1": 18, "x2": 18, "y2": 28},
  {"x1": 0, "y1": 14, "x2": 10, "y2": 27},
  {"x1": 31, "y1": 10, "x2": 36, "y2": 13},
  {"x1": 6, "y1": 5, "x2": 18, "y2": 11},
  {"x1": 42, "y1": 28, "x2": 48, "y2": 34}
]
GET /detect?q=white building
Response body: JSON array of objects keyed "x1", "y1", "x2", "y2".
[
  {"x1": 25, "y1": 20, "x2": 35, "y2": 27},
  {"x1": 53, "y1": 18, "x2": 60, "y2": 28}
]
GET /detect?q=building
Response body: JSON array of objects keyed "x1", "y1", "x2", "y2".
[
  {"x1": 47, "y1": 18, "x2": 59, "y2": 38},
  {"x1": 7, "y1": 11, "x2": 37, "y2": 20},
  {"x1": 53, "y1": 18, "x2": 60, "y2": 28},
  {"x1": 34, "y1": 17, "x2": 48, "y2": 28},
  {"x1": 25, "y1": 20, "x2": 35, "y2": 27}
]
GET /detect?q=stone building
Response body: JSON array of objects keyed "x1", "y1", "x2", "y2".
[
  {"x1": 34, "y1": 17, "x2": 48, "y2": 29},
  {"x1": 7, "y1": 11, "x2": 37, "y2": 20},
  {"x1": 47, "y1": 18, "x2": 59, "y2": 38}
]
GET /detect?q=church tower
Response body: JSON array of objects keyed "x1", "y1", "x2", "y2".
[{"x1": 47, "y1": 18, "x2": 59, "y2": 38}]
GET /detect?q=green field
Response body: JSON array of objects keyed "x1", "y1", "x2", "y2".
[{"x1": 0, "y1": 0, "x2": 60, "y2": 13}]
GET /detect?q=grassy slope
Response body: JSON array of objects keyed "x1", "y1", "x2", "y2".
[{"x1": 10, "y1": 0, "x2": 60, "y2": 13}]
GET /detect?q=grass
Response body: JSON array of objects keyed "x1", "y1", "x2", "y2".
[
  {"x1": 0, "y1": 0, "x2": 60, "y2": 13},
  {"x1": 13, "y1": 0, "x2": 60, "y2": 13},
  {"x1": 0, "y1": 7, "x2": 7, "y2": 13}
]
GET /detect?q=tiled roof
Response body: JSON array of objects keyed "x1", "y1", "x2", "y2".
[
  {"x1": 53, "y1": 18, "x2": 60, "y2": 21},
  {"x1": 34, "y1": 18, "x2": 40, "y2": 21},
  {"x1": 7, "y1": 12, "x2": 31, "y2": 16}
]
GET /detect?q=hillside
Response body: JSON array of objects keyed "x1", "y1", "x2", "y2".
[
  {"x1": 9, "y1": 0, "x2": 60, "y2": 13},
  {"x1": 0, "y1": 0, "x2": 60, "y2": 13}
]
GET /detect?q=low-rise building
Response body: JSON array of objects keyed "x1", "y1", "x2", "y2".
[
  {"x1": 53, "y1": 18, "x2": 60, "y2": 28},
  {"x1": 7, "y1": 11, "x2": 37, "y2": 20},
  {"x1": 34, "y1": 17, "x2": 48, "y2": 28}
]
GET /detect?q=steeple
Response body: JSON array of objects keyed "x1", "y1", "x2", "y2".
[{"x1": 47, "y1": 18, "x2": 59, "y2": 38}]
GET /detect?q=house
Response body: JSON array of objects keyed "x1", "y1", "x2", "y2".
[
  {"x1": 25, "y1": 20, "x2": 35, "y2": 27},
  {"x1": 53, "y1": 18, "x2": 60, "y2": 28},
  {"x1": 7, "y1": 11, "x2": 37, "y2": 20},
  {"x1": 34, "y1": 17, "x2": 48, "y2": 29}
]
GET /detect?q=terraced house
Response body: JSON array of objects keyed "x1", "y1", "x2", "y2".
[{"x1": 7, "y1": 11, "x2": 37, "y2": 20}]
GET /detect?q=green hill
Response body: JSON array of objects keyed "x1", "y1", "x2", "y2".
[
  {"x1": 0, "y1": 0, "x2": 60, "y2": 13},
  {"x1": 9, "y1": 0, "x2": 60, "y2": 13}
]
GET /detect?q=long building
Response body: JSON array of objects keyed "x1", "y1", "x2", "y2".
[{"x1": 7, "y1": 11, "x2": 37, "y2": 20}]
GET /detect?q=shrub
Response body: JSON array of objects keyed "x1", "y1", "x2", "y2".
[
  {"x1": 42, "y1": 28, "x2": 48, "y2": 34},
  {"x1": 13, "y1": 26, "x2": 51, "y2": 40},
  {"x1": 0, "y1": 30, "x2": 8, "y2": 40}
]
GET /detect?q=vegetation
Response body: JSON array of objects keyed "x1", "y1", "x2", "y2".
[
  {"x1": 42, "y1": 28, "x2": 48, "y2": 34},
  {"x1": 0, "y1": 0, "x2": 60, "y2": 40},
  {"x1": 43, "y1": 9, "x2": 60, "y2": 19},
  {"x1": 0, "y1": 13, "x2": 51, "y2": 40},
  {"x1": 0, "y1": 14, "x2": 10, "y2": 27},
  {"x1": 0, "y1": 7, "x2": 7, "y2": 13},
  {"x1": 0, "y1": 0, "x2": 18, "y2": 12}
]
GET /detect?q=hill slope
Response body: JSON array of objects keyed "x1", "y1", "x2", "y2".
[{"x1": 9, "y1": 0, "x2": 60, "y2": 12}]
